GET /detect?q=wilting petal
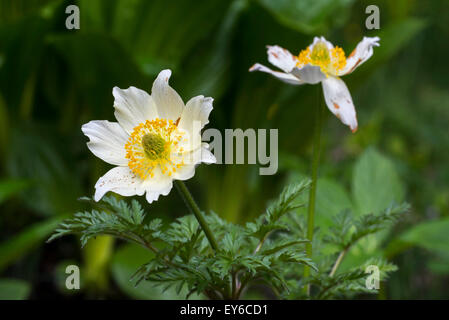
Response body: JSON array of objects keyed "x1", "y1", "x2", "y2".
[
  {"x1": 266, "y1": 45, "x2": 298, "y2": 73},
  {"x1": 94, "y1": 166, "x2": 146, "y2": 201},
  {"x1": 322, "y1": 76, "x2": 358, "y2": 132},
  {"x1": 113, "y1": 86, "x2": 158, "y2": 134},
  {"x1": 179, "y1": 95, "x2": 213, "y2": 137},
  {"x1": 82, "y1": 120, "x2": 129, "y2": 166},
  {"x1": 338, "y1": 37, "x2": 380, "y2": 76},
  {"x1": 291, "y1": 64, "x2": 327, "y2": 84},
  {"x1": 151, "y1": 69, "x2": 184, "y2": 121},
  {"x1": 249, "y1": 63, "x2": 303, "y2": 85}
]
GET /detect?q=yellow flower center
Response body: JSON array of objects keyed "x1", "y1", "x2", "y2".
[
  {"x1": 297, "y1": 41, "x2": 347, "y2": 75},
  {"x1": 125, "y1": 118, "x2": 185, "y2": 180}
]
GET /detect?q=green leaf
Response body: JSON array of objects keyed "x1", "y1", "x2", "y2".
[
  {"x1": 366, "y1": 18, "x2": 427, "y2": 67},
  {"x1": 260, "y1": 239, "x2": 309, "y2": 256},
  {"x1": 315, "y1": 178, "x2": 353, "y2": 230},
  {"x1": 6, "y1": 127, "x2": 83, "y2": 216},
  {"x1": 248, "y1": 179, "x2": 310, "y2": 240},
  {"x1": 48, "y1": 33, "x2": 144, "y2": 112},
  {"x1": 350, "y1": 18, "x2": 427, "y2": 81},
  {"x1": 256, "y1": 0, "x2": 356, "y2": 34},
  {"x1": 352, "y1": 147, "x2": 404, "y2": 216},
  {"x1": 0, "y1": 179, "x2": 29, "y2": 204},
  {"x1": 399, "y1": 218, "x2": 449, "y2": 254},
  {"x1": 110, "y1": 243, "x2": 201, "y2": 299},
  {"x1": 78, "y1": 0, "x2": 230, "y2": 75},
  {"x1": 47, "y1": 196, "x2": 160, "y2": 247},
  {"x1": 0, "y1": 15, "x2": 50, "y2": 110},
  {"x1": 180, "y1": 0, "x2": 247, "y2": 100},
  {"x1": 0, "y1": 278, "x2": 31, "y2": 300},
  {"x1": 0, "y1": 216, "x2": 64, "y2": 272}
]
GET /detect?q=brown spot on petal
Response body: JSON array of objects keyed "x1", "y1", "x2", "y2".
[
  {"x1": 351, "y1": 126, "x2": 358, "y2": 133},
  {"x1": 348, "y1": 48, "x2": 357, "y2": 58},
  {"x1": 272, "y1": 52, "x2": 279, "y2": 58},
  {"x1": 335, "y1": 112, "x2": 341, "y2": 120},
  {"x1": 348, "y1": 58, "x2": 362, "y2": 74},
  {"x1": 333, "y1": 102, "x2": 340, "y2": 109}
]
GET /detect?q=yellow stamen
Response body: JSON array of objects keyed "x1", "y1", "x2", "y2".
[
  {"x1": 331, "y1": 46, "x2": 346, "y2": 73},
  {"x1": 296, "y1": 41, "x2": 347, "y2": 76},
  {"x1": 125, "y1": 118, "x2": 185, "y2": 180}
]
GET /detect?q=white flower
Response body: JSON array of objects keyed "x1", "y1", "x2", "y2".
[
  {"x1": 81, "y1": 69, "x2": 216, "y2": 203},
  {"x1": 250, "y1": 36, "x2": 380, "y2": 132}
]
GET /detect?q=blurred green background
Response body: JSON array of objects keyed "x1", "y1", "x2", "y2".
[{"x1": 0, "y1": 0, "x2": 448, "y2": 299}]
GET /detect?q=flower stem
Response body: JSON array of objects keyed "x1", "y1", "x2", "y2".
[
  {"x1": 174, "y1": 180, "x2": 219, "y2": 252},
  {"x1": 303, "y1": 86, "x2": 324, "y2": 295}
]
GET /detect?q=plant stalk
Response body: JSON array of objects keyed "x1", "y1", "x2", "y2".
[
  {"x1": 303, "y1": 87, "x2": 324, "y2": 295},
  {"x1": 174, "y1": 180, "x2": 219, "y2": 252},
  {"x1": 329, "y1": 247, "x2": 348, "y2": 277}
]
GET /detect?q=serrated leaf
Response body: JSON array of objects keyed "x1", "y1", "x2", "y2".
[{"x1": 352, "y1": 147, "x2": 404, "y2": 216}]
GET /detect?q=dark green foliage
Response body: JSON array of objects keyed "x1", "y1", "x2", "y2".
[
  {"x1": 284, "y1": 202, "x2": 409, "y2": 299},
  {"x1": 49, "y1": 180, "x2": 409, "y2": 299},
  {"x1": 3, "y1": 0, "x2": 446, "y2": 300},
  {"x1": 325, "y1": 203, "x2": 410, "y2": 250},
  {"x1": 49, "y1": 181, "x2": 316, "y2": 299}
]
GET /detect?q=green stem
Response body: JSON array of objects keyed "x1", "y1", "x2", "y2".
[
  {"x1": 329, "y1": 247, "x2": 348, "y2": 277},
  {"x1": 174, "y1": 180, "x2": 219, "y2": 252},
  {"x1": 303, "y1": 87, "x2": 324, "y2": 295}
]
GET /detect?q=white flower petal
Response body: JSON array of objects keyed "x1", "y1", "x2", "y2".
[
  {"x1": 308, "y1": 36, "x2": 334, "y2": 51},
  {"x1": 291, "y1": 64, "x2": 327, "y2": 84},
  {"x1": 178, "y1": 95, "x2": 213, "y2": 137},
  {"x1": 145, "y1": 187, "x2": 171, "y2": 204},
  {"x1": 171, "y1": 143, "x2": 216, "y2": 181},
  {"x1": 338, "y1": 36, "x2": 380, "y2": 76},
  {"x1": 266, "y1": 45, "x2": 297, "y2": 73},
  {"x1": 151, "y1": 69, "x2": 184, "y2": 121},
  {"x1": 322, "y1": 76, "x2": 358, "y2": 132},
  {"x1": 142, "y1": 167, "x2": 174, "y2": 203},
  {"x1": 173, "y1": 164, "x2": 196, "y2": 181},
  {"x1": 94, "y1": 166, "x2": 145, "y2": 201},
  {"x1": 249, "y1": 63, "x2": 303, "y2": 85},
  {"x1": 200, "y1": 143, "x2": 216, "y2": 164},
  {"x1": 82, "y1": 120, "x2": 129, "y2": 166},
  {"x1": 113, "y1": 86, "x2": 158, "y2": 134},
  {"x1": 175, "y1": 130, "x2": 202, "y2": 154},
  {"x1": 315, "y1": 36, "x2": 334, "y2": 50},
  {"x1": 145, "y1": 181, "x2": 173, "y2": 203}
]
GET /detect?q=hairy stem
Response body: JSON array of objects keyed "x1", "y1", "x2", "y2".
[
  {"x1": 174, "y1": 180, "x2": 219, "y2": 252},
  {"x1": 303, "y1": 87, "x2": 324, "y2": 295}
]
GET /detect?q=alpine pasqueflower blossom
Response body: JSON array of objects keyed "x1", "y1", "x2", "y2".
[
  {"x1": 81, "y1": 69, "x2": 216, "y2": 203},
  {"x1": 250, "y1": 36, "x2": 380, "y2": 132}
]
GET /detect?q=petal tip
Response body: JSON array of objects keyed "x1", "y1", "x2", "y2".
[
  {"x1": 93, "y1": 192, "x2": 102, "y2": 202},
  {"x1": 112, "y1": 86, "x2": 120, "y2": 95},
  {"x1": 157, "y1": 69, "x2": 172, "y2": 83},
  {"x1": 249, "y1": 64, "x2": 259, "y2": 72}
]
